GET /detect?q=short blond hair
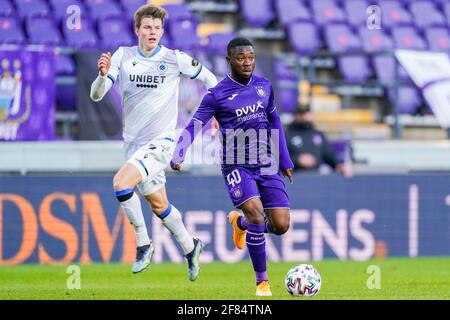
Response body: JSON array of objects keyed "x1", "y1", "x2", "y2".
[{"x1": 134, "y1": 4, "x2": 168, "y2": 28}]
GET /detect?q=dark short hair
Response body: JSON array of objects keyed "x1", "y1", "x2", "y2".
[
  {"x1": 227, "y1": 37, "x2": 254, "y2": 56},
  {"x1": 134, "y1": 4, "x2": 168, "y2": 28},
  {"x1": 295, "y1": 105, "x2": 311, "y2": 114}
]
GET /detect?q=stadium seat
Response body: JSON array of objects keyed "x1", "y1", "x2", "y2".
[
  {"x1": 391, "y1": 26, "x2": 427, "y2": 50},
  {"x1": 425, "y1": 27, "x2": 450, "y2": 51},
  {"x1": 163, "y1": 3, "x2": 195, "y2": 22},
  {"x1": 409, "y1": 1, "x2": 446, "y2": 29},
  {"x1": 98, "y1": 17, "x2": 134, "y2": 50},
  {"x1": 338, "y1": 56, "x2": 373, "y2": 84},
  {"x1": 358, "y1": 27, "x2": 394, "y2": 53},
  {"x1": 0, "y1": 16, "x2": 25, "y2": 45},
  {"x1": 275, "y1": 0, "x2": 311, "y2": 26},
  {"x1": 274, "y1": 58, "x2": 297, "y2": 81},
  {"x1": 311, "y1": 0, "x2": 346, "y2": 26},
  {"x1": 14, "y1": 0, "x2": 49, "y2": 19},
  {"x1": 85, "y1": 0, "x2": 122, "y2": 21},
  {"x1": 343, "y1": 0, "x2": 369, "y2": 27},
  {"x1": 120, "y1": 0, "x2": 148, "y2": 21},
  {"x1": 377, "y1": 0, "x2": 413, "y2": 28},
  {"x1": 55, "y1": 54, "x2": 77, "y2": 111},
  {"x1": 287, "y1": 22, "x2": 321, "y2": 55},
  {"x1": 239, "y1": 0, "x2": 275, "y2": 28},
  {"x1": 26, "y1": 16, "x2": 62, "y2": 46},
  {"x1": 203, "y1": 32, "x2": 237, "y2": 55},
  {"x1": 169, "y1": 19, "x2": 201, "y2": 51},
  {"x1": 56, "y1": 53, "x2": 76, "y2": 76},
  {"x1": 62, "y1": 18, "x2": 98, "y2": 49},
  {"x1": 278, "y1": 88, "x2": 298, "y2": 113},
  {"x1": 49, "y1": 0, "x2": 83, "y2": 23},
  {"x1": 324, "y1": 24, "x2": 361, "y2": 53},
  {"x1": 373, "y1": 55, "x2": 411, "y2": 86},
  {"x1": 388, "y1": 86, "x2": 422, "y2": 114},
  {"x1": 0, "y1": 0, "x2": 15, "y2": 17},
  {"x1": 324, "y1": 24, "x2": 372, "y2": 83}
]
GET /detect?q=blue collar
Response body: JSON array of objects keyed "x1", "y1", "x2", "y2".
[{"x1": 137, "y1": 45, "x2": 162, "y2": 58}]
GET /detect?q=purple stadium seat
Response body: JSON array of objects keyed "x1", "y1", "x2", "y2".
[
  {"x1": 169, "y1": 19, "x2": 200, "y2": 51},
  {"x1": 14, "y1": 0, "x2": 49, "y2": 18},
  {"x1": 391, "y1": 26, "x2": 427, "y2": 50},
  {"x1": 343, "y1": 0, "x2": 368, "y2": 27},
  {"x1": 409, "y1": 1, "x2": 445, "y2": 29},
  {"x1": 288, "y1": 22, "x2": 321, "y2": 55},
  {"x1": 425, "y1": 27, "x2": 450, "y2": 51},
  {"x1": 203, "y1": 32, "x2": 237, "y2": 55},
  {"x1": 62, "y1": 18, "x2": 98, "y2": 49},
  {"x1": 373, "y1": 55, "x2": 411, "y2": 86},
  {"x1": 388, "y1": 86, "x2": 422, "y2": 114},
  {"x1": 278, "y1": 88, "x2": 298, "y2": 113},
  {"x1": 240, "y1": 0, "x2": 275, "y2": 28},
  {"x1": 163, "y1": 3, "x2": 195, "y2": 22},
  {"x1": 324, "y1": 24, "x2": 372, "y2": 83},
  {"x1": 55, "y1": 53, "x2": 76, "y2": 76},
  {"x1": 55, "y1": 54, "x2": 76, "y2": 111},
  {"x1": 338, "y1": 55, "x2": 372, "y2": 83},
  {"x1": 275, "y1": 0, "x2": 311, "y2": 26},
  {"x1": 85, "y1": 0, "x2": 122, "y2": 21},
  {"x1": 120, "y1": 0, "x2": 147, "y2": 21},
  {"x1": 274, "y1": 59, "x2": 297, "y2": 81},
  {"x1": 358, "y1": 27, "x2": 394, "y2": 52},
  {"x1": 324, "y1": 24, "x2": 360, "y2": 53},
  {"x1": 49, "y1": 0, "x2": 83, "y2": 22},
  {"x1": 98, "y1": 17, "x2": 134, "y2": 50},
  {"x1": 0, "y1": 0, "x2": 15, "y2": 17},
  {"x1": 311, "y1": 0, "x2": 346, "y2": 26},
  {"x1": 0, "y1": 17, "x2": 25, "y2": 44},
  {"x1": 442, "y1": 2, "x2": 450, "y2": 26},
  {"x1": 378, "y1": 0, "x2": 413, "y2": 28},
  {"x1": 26, "y1": 16, "x2": 62, "y2": 46}
]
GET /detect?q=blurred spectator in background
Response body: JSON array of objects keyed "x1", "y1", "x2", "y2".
[{"x1": 285, "y1": 105, "x2": 353, "y2": 178}]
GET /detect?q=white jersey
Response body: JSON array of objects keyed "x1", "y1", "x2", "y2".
[{"x1": 107, "y1": 45, "x2": 204, "y2": 145}]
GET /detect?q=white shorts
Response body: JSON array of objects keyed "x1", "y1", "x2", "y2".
[{"x1": 125, "y1": 136, "x2": 175, "y2": 196}]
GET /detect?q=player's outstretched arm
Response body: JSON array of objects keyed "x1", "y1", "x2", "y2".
[{"x1": 90, "y1": 52, "x2": 113, "y2": 102}]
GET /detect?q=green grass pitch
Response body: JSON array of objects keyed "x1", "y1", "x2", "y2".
[{"x1": 0, "y1": 257, "x2": 449, "y2": 300}]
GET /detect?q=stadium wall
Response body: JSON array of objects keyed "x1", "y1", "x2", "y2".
[{"x1": 0, "y1": 174, "x2": 448, "y2": 265}]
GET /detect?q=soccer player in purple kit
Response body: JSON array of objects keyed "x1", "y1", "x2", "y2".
[{"x1": 171, "y1": 38, "x2": 294, "y2": 296}]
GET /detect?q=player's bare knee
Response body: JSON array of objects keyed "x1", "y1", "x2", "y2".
[
  {"x1": 150, "y1": 200, "x2": 169, "y2": 215},
  {"x1": 243, "y1": 206, "x2": 265, "y2": 224},
  {"x1": 274, "y1": 223, "x2": 289, "y2": 235},
  {"x1": 113, "y1": 175, "x2": 129, "y2": 191}
]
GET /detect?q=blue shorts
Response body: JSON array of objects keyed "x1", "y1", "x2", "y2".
[{"x1": 222, "y1": 166, "x2": 290, "y2": 209}]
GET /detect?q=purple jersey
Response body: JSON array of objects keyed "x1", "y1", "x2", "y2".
[{"x1": 173, "y1": 74, "x2": 294, "y2": 173}]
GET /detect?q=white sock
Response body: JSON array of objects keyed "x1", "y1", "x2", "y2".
[
  {"x1": 160, "y1": 204, "x2": 195, "y2": 255},
  {"x1": 118, "y1": 191, "x2": 151, "y2": 247}
]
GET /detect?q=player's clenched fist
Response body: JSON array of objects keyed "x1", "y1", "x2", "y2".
[{"x1": 98, "y1": 52, "x2": 111, "y2": 77}]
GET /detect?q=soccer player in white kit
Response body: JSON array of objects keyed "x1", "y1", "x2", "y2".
[{"x1": 89, "y1": 4, "x2": 218, "y2": 280}]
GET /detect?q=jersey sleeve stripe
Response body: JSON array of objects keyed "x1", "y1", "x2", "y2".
[
  {"x1": 190, "y1": 64, "x2": 203, "y2": 79},
  {"x1": 107, "y1": 74, "x2": 116, "y2": 84}
]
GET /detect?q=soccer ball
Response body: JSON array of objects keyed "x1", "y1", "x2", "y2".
[{"x1": 285, "y1": 264, "x2": 321, "y2": 297}]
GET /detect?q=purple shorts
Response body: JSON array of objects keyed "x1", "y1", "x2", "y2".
[{"x1": 222, "y1": 166, "x2": 290, "y2": 209}]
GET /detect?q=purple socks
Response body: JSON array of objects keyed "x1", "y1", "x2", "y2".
[{"x1": 246, "y1": 223, "x2": 268, "y2": 285}]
